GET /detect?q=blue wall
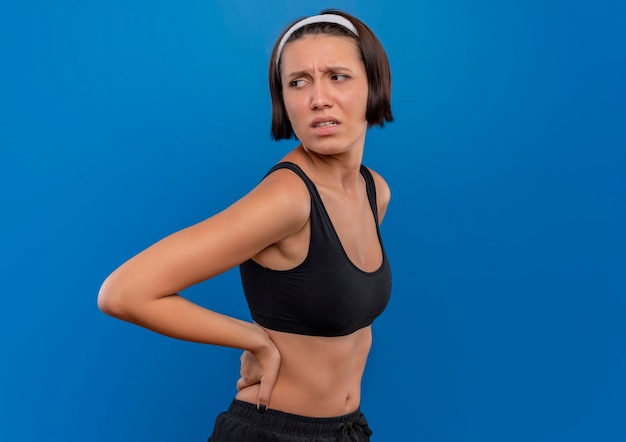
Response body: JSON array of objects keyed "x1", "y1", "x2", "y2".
[{"x1": 1, "y1": 1, "x2": 624, "y2": 441}]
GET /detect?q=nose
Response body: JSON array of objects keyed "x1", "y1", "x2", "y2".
[{"x1": 310, "y1": 81, "x2": 332, "y2": 109}]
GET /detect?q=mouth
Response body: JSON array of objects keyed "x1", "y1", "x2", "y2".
[{"x1": 312, "y1": 120, "x2": 339, "y2": 128}]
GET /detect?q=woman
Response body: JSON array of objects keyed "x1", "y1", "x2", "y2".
[{"x1": 98, "y1": 9, "x2": 393, "y2": 442}]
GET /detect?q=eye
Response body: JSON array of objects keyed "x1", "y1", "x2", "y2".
[
  {"x1": 289, "y1": 79, "x2": 306, "y2": 88},
  {"x1": 331, "y1": 74, "x2": 350, "y2": 81}
]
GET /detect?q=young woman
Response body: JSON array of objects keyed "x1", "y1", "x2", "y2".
[{"x1": 98, "y1": 9, "x2": 393, "y2": 441}]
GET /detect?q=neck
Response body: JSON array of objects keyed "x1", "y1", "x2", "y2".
[{"x1": 298, "y1": 145, "x2": 364, "y2": 192}]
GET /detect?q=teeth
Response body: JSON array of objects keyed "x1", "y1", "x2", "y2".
[{"x1": 315, "y1": 121, "x2": 337, "y2": 128}]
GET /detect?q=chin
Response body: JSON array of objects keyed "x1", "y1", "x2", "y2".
[{"x1": 303, "y1": 139, "x2": 346, "y2": 155}]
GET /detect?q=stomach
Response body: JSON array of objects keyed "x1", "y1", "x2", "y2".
[{"x1": 235, "y1": 325, "x2": 373, "y2": 417}]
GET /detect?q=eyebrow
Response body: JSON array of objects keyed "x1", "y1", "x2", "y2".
[{"x1": 284, "y1": 66, "x2": 355, "y2": 80}]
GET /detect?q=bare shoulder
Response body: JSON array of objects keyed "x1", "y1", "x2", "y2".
[
  {"x1": 249, "y1": 166, "x2": 311, "y2": 225},
  {"x1": 365, "y1": 166, "x2": 391, "y2": 222},
  {"x1": 214, "y1": 165, "x2": 311, "y2": 253}
]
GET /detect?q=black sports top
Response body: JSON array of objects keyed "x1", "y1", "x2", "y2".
[{"x1": 239, "y1": 162, "x2": 391, "y2": 337}]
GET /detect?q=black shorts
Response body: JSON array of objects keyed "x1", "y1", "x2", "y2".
[{"x1": 208, "y1": 399, "x2": 372, "y2": 442}]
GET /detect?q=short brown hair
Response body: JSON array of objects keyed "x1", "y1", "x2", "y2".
[{"x1": 269, "y1": 9, "x2": 393, "y2": 140}]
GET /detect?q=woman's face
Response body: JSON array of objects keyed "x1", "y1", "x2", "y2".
[{"x1": 280, "y1": 34, "x2": 369, "y2": 156}]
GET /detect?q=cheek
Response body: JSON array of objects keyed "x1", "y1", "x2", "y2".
[
  {"x1": 283, "y1": 96, "x2": 303, "y2": 124},
  {"x1": 355, "y1": 92, "x2": 369, "y2": 121},
  {"x1": 354, "y1": 82, "x2": 369, "y2": 119}
]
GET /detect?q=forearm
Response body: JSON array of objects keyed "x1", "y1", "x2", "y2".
[{"x1": 103, "y1": 293, "x2": 268, "y2": 352}]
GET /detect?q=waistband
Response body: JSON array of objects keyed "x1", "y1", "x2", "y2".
[{"x1": 225, "y1": 399, "x2": 370, "y2": 438}]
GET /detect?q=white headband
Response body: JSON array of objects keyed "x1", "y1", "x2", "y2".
[{"x1": 275, "y1": 14, "x2": 359, "y2": 70}]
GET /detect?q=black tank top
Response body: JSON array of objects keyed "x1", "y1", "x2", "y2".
[{"x1": 239, "y1": 162, "x2": 392, "y2": 337}]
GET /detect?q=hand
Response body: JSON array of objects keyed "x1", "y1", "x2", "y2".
[{"x1": 236, "y1": 326, "x2": 281, "y2": 412}]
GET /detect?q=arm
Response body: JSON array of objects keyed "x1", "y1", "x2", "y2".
[
  {"x1": 366, "y1": 167, "x2": 391, "y2": 223},
  {"x1": 97, "y1": 169, "x2": 310, "y2": 406}
]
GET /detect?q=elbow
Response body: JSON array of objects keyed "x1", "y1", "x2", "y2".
[{"x1": 97, "y1": 276, "x2": 134, "y2": 320}]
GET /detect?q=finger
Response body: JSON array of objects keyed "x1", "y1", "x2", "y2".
[
  {"x1": 236, "y1": 376, "x2": 258, "y2": 391},
  {"x1": 256, "y1": 374, "x2": 277, "y2": 412},
  {"x1": 236, "y1": 377, "x2": 245, "y2": 391}
]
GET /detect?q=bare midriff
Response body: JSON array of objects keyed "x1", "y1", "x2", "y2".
[{"x1": 235, "y1": 325, "x2": 372, "y2": 417}]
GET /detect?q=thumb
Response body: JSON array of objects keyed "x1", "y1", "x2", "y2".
[{"x1": 256, "y1": 374, "x2": 277, "y2": 414}]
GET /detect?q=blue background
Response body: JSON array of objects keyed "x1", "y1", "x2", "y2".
[{"x1": 1, "y1": 1, "x2": 625, "y2": 441}]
